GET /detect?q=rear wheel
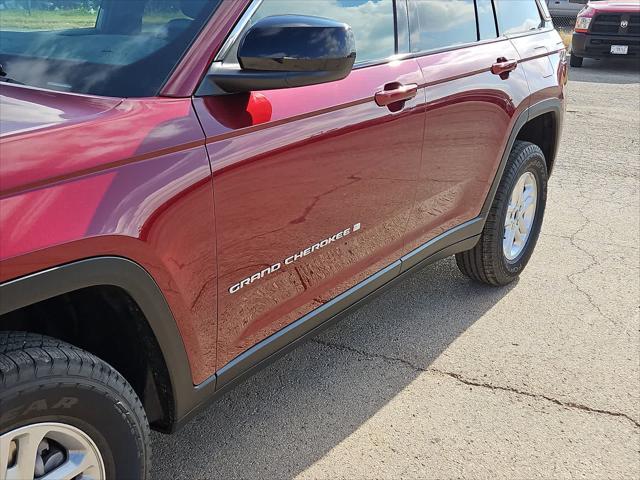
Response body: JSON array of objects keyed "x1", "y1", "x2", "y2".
[
  {"x1": 0, "y1": 332, "x2": 150, "y2": 480},
  {"x1": 456, "y1": 141, "x2": 548, "y2": 286},
  {"x1": 570, "y1": 54, "x2": 583, "y2": 67}
]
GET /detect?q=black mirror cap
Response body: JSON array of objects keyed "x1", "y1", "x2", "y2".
[
  {"x1": 238, "y1": 15, "x2": 356, "y2": 73},
  {"x1": 201, "y1": 15, "x2": 357, "y2": 95}
]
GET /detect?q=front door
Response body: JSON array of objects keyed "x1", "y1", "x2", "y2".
[{"x1": 193, "y1": 0, "x2": 425, "y2": 371}]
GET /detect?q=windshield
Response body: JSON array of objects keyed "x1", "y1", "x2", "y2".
[{"x1": 0, "y1": 0, "x2": 221, "y2": 97}]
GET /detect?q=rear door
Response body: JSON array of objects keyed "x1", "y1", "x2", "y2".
[
  {"x1": 403, "y1": 0, "x2": 532, "y2": 261},
  {"x1": 193, "y1": 0, "x2": 425, "y2": 372},
  {"x1": 496, "y1": 0, "x2": 566, "y2": 108}
]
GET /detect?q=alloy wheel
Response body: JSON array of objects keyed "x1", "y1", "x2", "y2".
[
  {"x1": 0, "y1": 422, "x2": 105, "y2": 480},
  {"x1": 503, "y1": 171, "x2": 538, "y2": 261}
]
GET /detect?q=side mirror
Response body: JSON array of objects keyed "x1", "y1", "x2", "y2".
[{"x1": 206, "y1": 15, "x2": 356, "y2": 94}]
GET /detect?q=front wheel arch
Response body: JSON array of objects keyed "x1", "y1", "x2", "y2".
[{"x1": 0, "y1": 257, "x2": 189, "y2": 432}]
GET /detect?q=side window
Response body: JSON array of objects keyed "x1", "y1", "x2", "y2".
[
  {"x1": 410, "y1": 0, "x2": 477, "y2": 53},
  {"x1": 494, "y1": 0, "x2": 543, "y2": 35},
  {"x1": 476, "y1": 0, "x2": 498, "y2": 40},
  {"x1": 243, "y1": 0, "x2": 396, "y2": 65}
]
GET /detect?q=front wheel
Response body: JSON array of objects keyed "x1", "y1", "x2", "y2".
[
  {"x1": 456, "y1": 141, "x2": 548, "y2": 286},
  {"x1": 0, "y1": 332, "x2": 150, "y2": 480}
]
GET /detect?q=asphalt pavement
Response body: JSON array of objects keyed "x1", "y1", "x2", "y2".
[{"x1": 152, "y1": 57, "x2": 640, "y2": 480}]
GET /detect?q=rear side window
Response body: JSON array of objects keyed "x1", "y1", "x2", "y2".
[
  {"x1": 494, "y1": 0, "x2": 543, "y2": 35},
  {"x1": 245, "y1": 0, "x2": 396, "y2": 65},
  {"x1": 476, "y1": 0, "x2": 498, "y2": 40},
  {"x1": 410, "y1": 0, "x2": 477, "y2": 52}
]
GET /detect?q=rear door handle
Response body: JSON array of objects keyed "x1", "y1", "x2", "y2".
[
  {"x1": 491, "y1": 58, "x2": 518, "y2": 79},
  {"x1": 375, "y1": 83, "x2": 418, "y2": 107}
]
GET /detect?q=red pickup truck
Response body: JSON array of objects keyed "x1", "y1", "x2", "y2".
[
  {"x1": 0, "y1": 1, "x2": 566, "y2": 478},
  {"x1": 571, "y1": 0, "x2": 640, "y2": 66}
]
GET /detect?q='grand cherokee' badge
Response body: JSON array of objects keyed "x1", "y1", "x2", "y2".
[{"x1": 229, "y1": 224, "x2": 361, "y2": 294}]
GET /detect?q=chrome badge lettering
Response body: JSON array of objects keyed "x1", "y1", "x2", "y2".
[{"x1": 229, "y1": 223, "x2": 361, "y2": 294}]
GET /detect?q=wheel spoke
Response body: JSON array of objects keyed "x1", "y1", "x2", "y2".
[
  {"x1": 518, "y1": 219, "x2": 527, "y2": 234},
  {"x1": 515, "y1": 176, "x2": 526, "y2": 202},
  {"x1": 504, "y1": 225, "x2": 517, "y2": 253},
  {"x1": 4, "y1": 428, "x2": 47, "y2": 480},
  {"x1": 505, "y1": 205, "x2": 516, "y2": 228},
  {"x1": 517, "y1": 219, "x2": 529, "y2": 244},
  {"x1": 521, "y1": 192, "x2": 536, "y2": 213},
  {"x1": 0, "y1": 436, "x2": 13, "y2": 479},
  {"x1": 514, "y1": 223, "x2": 524, "y2": 247},
  {"x1": 41, "y1": 452, "x2": 94, "y2": 480}
]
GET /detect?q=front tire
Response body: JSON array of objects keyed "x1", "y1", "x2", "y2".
[
  {"x1": 0, "y1": 332, "x2": 150, "y2": 480},
  {"x1": 456, "y1": 141, "x2": 548, "y2": 286}
]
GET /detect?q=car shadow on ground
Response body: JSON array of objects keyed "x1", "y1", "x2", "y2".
[
  {"x1": 151, "y1": 257, "x2": 516, "y2": 479},
  {"x1": 569, "y1": 57, "x2": 640, "y2": 84}
]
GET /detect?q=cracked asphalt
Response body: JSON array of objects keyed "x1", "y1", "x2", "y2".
[{"x1": 152, "y1": 58, "x2": 640, "y2": 479}]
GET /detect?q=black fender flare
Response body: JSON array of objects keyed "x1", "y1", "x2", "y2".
[
  {"x1": 0, "y1": 256, "x2": 210, "y2": 430},
  {"x1": 481, "y1": 98, "x2": 564, "y2": 216}
]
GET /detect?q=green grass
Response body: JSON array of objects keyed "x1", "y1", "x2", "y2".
[
  {"x1": 0, "y1": 9, "x2": 97, "y2": 30},
  {"x1": 0, "y1": 9, "x2": 185, "y2": 31}
]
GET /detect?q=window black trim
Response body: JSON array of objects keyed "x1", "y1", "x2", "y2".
[
  {"x1": 492, "y1": 0, "x2": 500, "y2": 38},
  {"x1": 473, "y1": 0, "x2": 481, "y2": 42},
  {"x1": 384, "y1": 25, "x2": 556, "y2": 65},
  {"x1": 404, "y1": 0, "x2": 554, "y2": 60},
  {"x1": 393, "y1": 0, "x2": 399, "y2": 54},
  {"x1": 474, "y1": 0, "x2": 502, "y2": 41}
]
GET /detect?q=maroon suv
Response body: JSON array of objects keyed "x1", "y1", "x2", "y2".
[{"x1": 0, "y1": 1, "x2": 566, "y2": 478}]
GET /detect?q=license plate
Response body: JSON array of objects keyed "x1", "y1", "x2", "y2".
[{"x1": 611, "y1": 45, "x2": 629, "y2": 55}]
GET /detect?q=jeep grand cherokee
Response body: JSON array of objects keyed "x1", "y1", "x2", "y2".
[{"x1": 0, "y1": 1, "x2": 567, "y2": 478}]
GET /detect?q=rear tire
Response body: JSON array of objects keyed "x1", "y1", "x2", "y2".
[
  {"x1": 570, "y1": 54, "x2": 583, "y2": 67},
  {"x1": 456, "y1": 141, "x2": 548, "y2": 286},
  {"x1": 0, "y1": 332, "x2": 150, "y2": 480}
]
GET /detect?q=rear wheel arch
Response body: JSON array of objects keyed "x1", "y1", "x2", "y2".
[
  {"x1": 0, "y1": 257, "x2": 194, "y2": 432},
  {"x1": 482, "y1": 99, "x2": 563, "y2": 216},
  {"x1": 516, "y1": 108, "x2": 560, "y2": 176}
]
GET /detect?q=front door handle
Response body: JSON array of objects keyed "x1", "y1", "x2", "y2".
[
  {"x1": 375, "y1": 83, "x2": 418, "y2": 107},
  {"x1": 491, "y1": 58, "x2": 518, "y2": 79}
]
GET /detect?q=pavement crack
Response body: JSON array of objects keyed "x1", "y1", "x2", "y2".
[
  {"x1": 312, "y1": 339, "x2": 640, "y2": 429},
  {"x1": 563, "y1": 209, "x2": 622, "y2": 329},
  {"x1": 430, "y1": 369, "x2": 640, "y2": 429},
  {"x1": 312, "y1": 339, "x2": 421, "y2": 372},
  {"x1": 542, "y1": 233, "x2": 639, "y2": 251}
]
